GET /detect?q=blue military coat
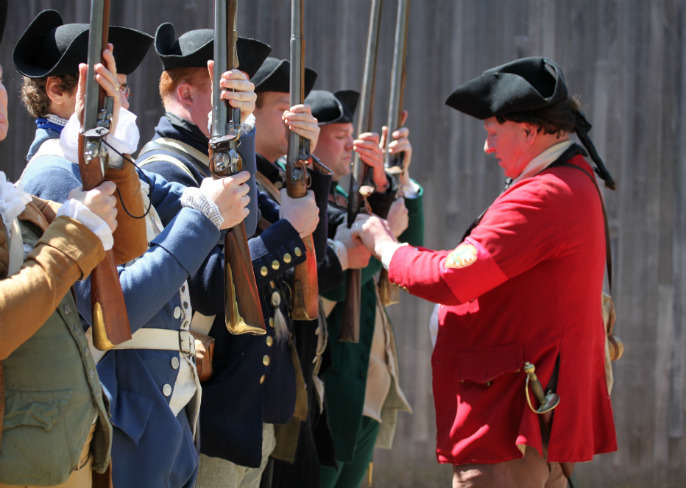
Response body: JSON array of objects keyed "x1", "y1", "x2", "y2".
[
  {"x1": 137, "y1": 116, "x2": 333, "y2": 468},
  {"x1": 21, "y1": 128, "x2": 222, "y2": 488}
]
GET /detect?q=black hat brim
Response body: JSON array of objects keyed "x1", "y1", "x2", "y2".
[
  {"x1": 155, "y1": 23, "x2": 213, "y2": 71},
  {"x1": 109, "y1": 27, "x2": 153, "y2": 75},
  {"x1": 14, "y1": 10, "x2": 152, "y2": 78},
  {"x1": 13, "y1": 10, "x2": 88, "y2": 78},
  {"x1": 252, "y1": 57, "x2": 317, "y2": 97},
  {"x1": 306, "y1": 89, "x2": 359, "y2": 125},
  {"x1": 155, "y1": 24, "x2": 270, "y2": 78},
  {"x1": 236, "y1": 37, "x2": 271, "y2": 79},
  {"x1": 445, "y1": 57, "x2": 568, "y2": 119}
]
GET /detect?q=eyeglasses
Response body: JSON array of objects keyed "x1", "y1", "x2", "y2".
[{"x1": 119, "y1": 83, "x2": 131, "y2": 98}]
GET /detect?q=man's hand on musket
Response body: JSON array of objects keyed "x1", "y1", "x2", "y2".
[
  {"x1": 353, "y1": 132, "x2": 387, "y2": 191},
  {"x1": 352, "y1": 213, "x2": 403, "y2": 264},
  {"x1": 382, "y1": 110, "x2": 414, "y2": 187},
  {"x1": 386, "y1": 196, "x2": 409, "y2": 238},
  {"x1": 199, "y1": 171, "x2": 251, "y2": 229},
  {"x1": 68, "y1": 181, "x2": 119, "y2": 233},
  {"x1": 333, "y1": 223, "x2": 372, "y2": 270},
  {"x1": 207, "y1": 61, "x2": 257, "y2": 120},
  {"x1": 283, "y1": 104, "x2": 320, "y2": 152},
  {"x1": 74, "y1": 43, "x2": 122, "y2": 134},
  {"x1": 280, "y1": 189, "x2": 319, "y2": 238}
]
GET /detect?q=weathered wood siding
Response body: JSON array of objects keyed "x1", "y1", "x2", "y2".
[{"x1": 0, "y1": 1, "x2": 684, "y2": 486}]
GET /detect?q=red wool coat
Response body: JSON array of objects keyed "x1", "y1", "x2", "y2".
[{"x1": 388, "y1": 155, "x2": 617, "y2": 465}]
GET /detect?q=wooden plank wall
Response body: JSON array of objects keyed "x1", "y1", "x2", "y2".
[{"x1": 1, "y1": 1, "x2": 684, "y2": 486}]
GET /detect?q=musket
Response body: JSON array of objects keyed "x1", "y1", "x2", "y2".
[
  {"x1": 383, "y1": 0, "x2": 409, "y2": 175},
  {"x1": 79, "y1": 0, "x2": 132, "y2": 350},
  {"x1": 339, "y1": 0, "x2": 383, "y2": 343},
  {"x1": 210, "y1": 0, "x2": 265, "y2": 335},
  {"x1": 378, "y1": 0, "x2": 410, "y2": 306},
  {"x1": 286, "y1": 0, "x2": 319, "y2": 321}
]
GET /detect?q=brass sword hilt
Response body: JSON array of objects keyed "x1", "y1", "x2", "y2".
[{"x1": 524, "y1": 361, "x2": 560, "y2": 415}]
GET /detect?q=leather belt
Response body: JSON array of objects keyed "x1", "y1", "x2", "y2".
[{"x1": 114, "y1": 329, "x2": 195, "y2": 356}]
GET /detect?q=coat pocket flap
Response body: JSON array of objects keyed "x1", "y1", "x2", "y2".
[
  {"x1": 111, "y1": 390, "x2": 154, "y2": 446},
  {"x1": 3, "y1": 390, "x2": 72, "y2": 430},
  {"x1": 456, "y1": 343, "x2": 523, "y2": 383}
]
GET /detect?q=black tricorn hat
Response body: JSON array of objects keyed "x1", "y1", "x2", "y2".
[
  {"x1": 0, "y1": 0, "x2": 8, "y2": 46},
  {"x1": 251, "y1": 57, "x2": 317, "y2": 97},
  {"x1": 445, "y1": 57, "x2": 568, "y2": 119},
  {"x1": 155, "y1": 23, "x2": 271, "y2": 78},
  {"x1": 306, "y1": 89, "x2": 359, "y2": 125},
  {"x1": 13, "y1": 10, "x2": 153, "y2": 78}
]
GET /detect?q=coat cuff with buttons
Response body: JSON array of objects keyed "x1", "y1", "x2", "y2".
[{"x1": 249, "y1": 219, "x2": 306, "y2": 286}]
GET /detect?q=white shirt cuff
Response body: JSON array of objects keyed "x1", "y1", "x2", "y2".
[
  {"x1": 328, "y1": 238, "x2": 348, "y2": 271},
  {"x1": 380, "y1": 242, "x2": 408, "y2": 269},
  {"x1": 401, "y1": 179, "x2": 420, "y2": 199},
  {"x1": 57, "y1": 198, "x2": 113, "y2": 251},
  {"x1": 60, "y1": 108, "x2": 140, "y2": 168}
]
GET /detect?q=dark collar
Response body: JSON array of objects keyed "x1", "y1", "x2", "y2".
[
  {"x1": 256, "y1": 153, "x2": 283, "y2": 186},
  {"x1": 155, "y1": 112, "x2": 209, "y2": 154}
]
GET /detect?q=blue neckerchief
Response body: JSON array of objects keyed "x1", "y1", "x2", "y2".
[{"x1": 35, "y1": 117, "x2": 66, "y2": 134}]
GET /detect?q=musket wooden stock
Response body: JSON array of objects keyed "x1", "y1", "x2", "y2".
[
  {"x1": 339, "y1": 0, "x2": 383, "y2": 343},
  {"x1": 209, "y1": 147, "x2": 265, "y2": 336},
  {"x1": 210, "y1": 0, "x2": 265, "y2": 335},
  {"x1": 79, "y1": 0, "x2": 132, "y2": 350},
  {"x1": 286, "y1": 0, "x2": 319, "y2": 321}
]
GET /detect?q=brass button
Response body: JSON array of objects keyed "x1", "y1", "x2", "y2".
[
  {"x1": 260, "y1": 374, "x2": 266, "y2": 384},
  {"x1": 266, "y1": 336, "x2": 274, "y2": 347},
  {"x1": 294, "y1": 247, "x2": 302, "y2": 257},
  {"x1": 271, "y1": 260, "x2": 280, "y2": 270},
  {"x1": 269, "y1": 317, "x2": 275, "y2": 328},
  {"x1": 260, "y1": 266, "x2": 269, "y2": 276},
  {"x1": 485, "y1": 381, "x2": 492, "y2": 387},
  {"x1": 263, "y1": 355, "x2": 271, "y2": 366},
  {"x1": 283, "y1": 253, "x2": 292, "y2": 264}
]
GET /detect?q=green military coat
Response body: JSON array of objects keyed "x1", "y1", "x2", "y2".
[{"x1": 322, "y1": 182, "x2": 424, "y2": 462}]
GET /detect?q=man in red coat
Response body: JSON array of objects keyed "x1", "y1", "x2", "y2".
[{"x1": 353, "y1": 57, "x2": 617, "y2": 487}]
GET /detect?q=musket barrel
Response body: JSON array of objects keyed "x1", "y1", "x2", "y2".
[
  {"x1": 340, "y1": 0, "x2": 383, "y2": 343},
  {"x1": 286, "y1": 0, "x2": 319, "y2": 321},
  {"x1": 83, "y1": 0, "x2": 109, "y2": 135},
  {"x1": 384, "y1": 0, "x2": 409, "y2": 174}
]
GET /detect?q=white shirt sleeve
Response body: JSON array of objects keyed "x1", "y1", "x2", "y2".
[{"x1": 57, "y1": 198, "x2": 113, "y2": 251}]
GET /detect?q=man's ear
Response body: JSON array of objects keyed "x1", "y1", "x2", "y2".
[
  {"x1": 523, "y1": 123, "x2": 537, "y2": 143},
  {"x1": 45, "y1": 76, "x2": 67, "y2": 105},
  {"x1": 176, "y1": 81, "x2": 194, "y2": 107}
]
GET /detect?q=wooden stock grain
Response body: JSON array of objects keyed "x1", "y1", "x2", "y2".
[
  {"x1": 210, "y1": 0, "x2": 265, "y2": 335},
  {"x1": 223, "y1": 223, "x2": 266, "y2": 335}
]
